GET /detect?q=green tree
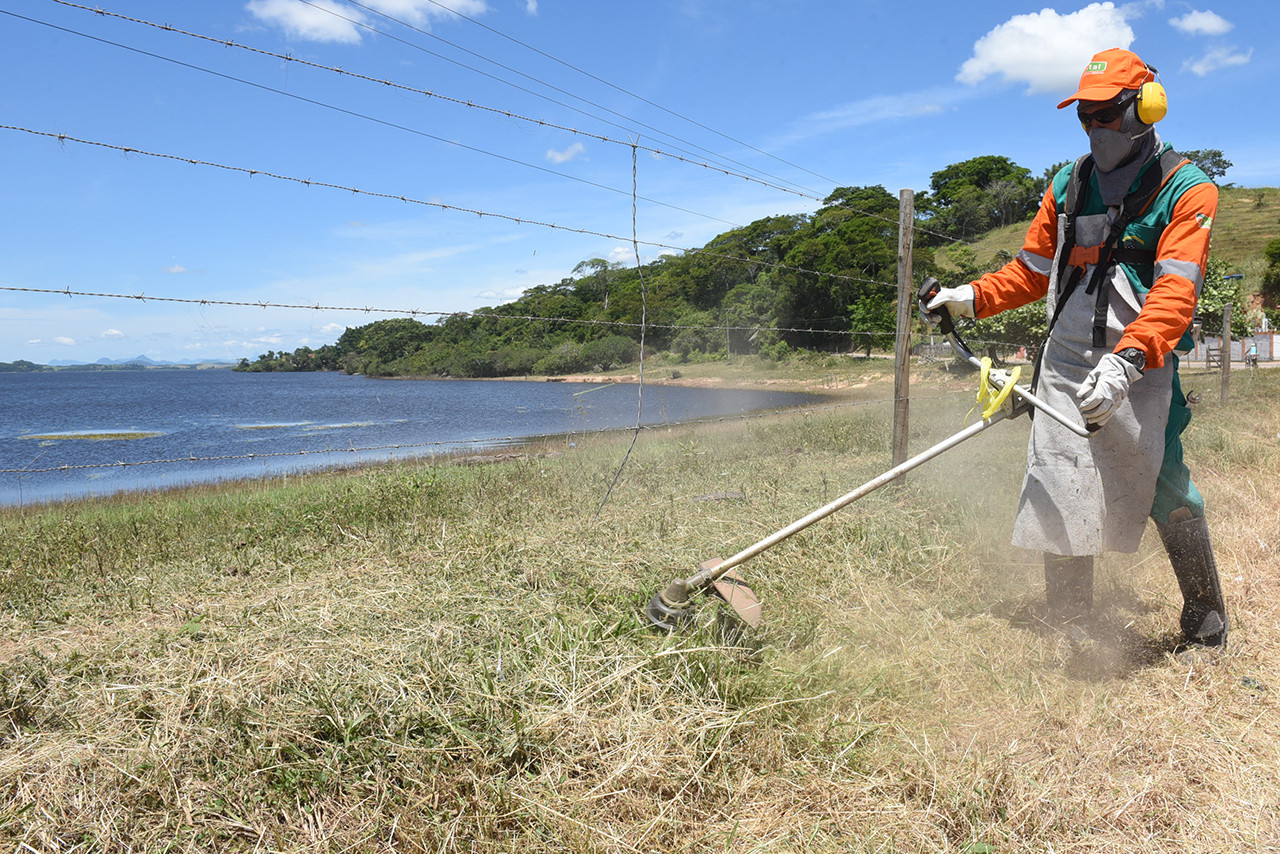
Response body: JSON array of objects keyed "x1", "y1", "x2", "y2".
[
  {"x1": 1198, "y1": 258, "x2": 1250, "y2": 337},
  {"x1": 921, "y1": 155, "x2": 1037, "y2": 241},
  {"x1": 1034, "y1": 159, "x2": 1072, "y2": 198},
  {"x1": 774, "y1": 186, "x2": 900, "y2": 350},
  {"x1": 847, "y1": 285, "x2": 898, "y2": 356},
  {"x1": 989, "y1": 178, "x2": 1036, "y2": 228},
  {"x1": 580, "y1": 335, "x2": 639, "y2": 370},
  {"x1": 1180, "y1": 149, "x2": 1232, "y2": 184},
  {"x1": 337, "y1": 318, "x2": 436, "y2": 375},
  {"x1": 571, "y1": 258, "x2": 619, "y2": 308}
]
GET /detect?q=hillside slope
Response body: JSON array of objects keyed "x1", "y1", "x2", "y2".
[{"x1": 938, "y1": 185, "x2": 1279, "y2": 290}]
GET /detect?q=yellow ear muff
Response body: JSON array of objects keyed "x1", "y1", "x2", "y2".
[{"x1": 1137, "y1": 80, "x2": 1167, "y2": 124}]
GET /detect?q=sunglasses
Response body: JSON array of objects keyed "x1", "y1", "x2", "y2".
[{"x1": 1078, "y1": 94, "x2": 1136, "y2": 127}]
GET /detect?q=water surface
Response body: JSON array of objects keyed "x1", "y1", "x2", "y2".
[{"x1": 0, "y1": 370, "x2": 818, "y2": 505}]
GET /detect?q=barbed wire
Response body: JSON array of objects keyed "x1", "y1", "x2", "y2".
[
  {"x1": 50, "y1": 0, "x2": 828, "y2": 205},
  {"x1": 0, "y1": 276, "x2": 1042, "y2": 348},
  {"x1": 3, "y1": 124, "x2": 898, "y2": 294},
  {"x1": 0, "y1": 126, "x2": 1031, "y2": 350},
  {"x1": 4, "y1": 9, "x2": 746, "y2": 232},
  {"x1": 38, "y1": 1, "x2": 959, "y2": 244},
  {"x1": 389, "y1": 0, "x2": 840, "y2": 192},
  {"x1": 593, "y1": 144, "x2": 647, "y2": 520},
  {"x1": 0, "y1": 282, "x2": 926, "y2": 342}
]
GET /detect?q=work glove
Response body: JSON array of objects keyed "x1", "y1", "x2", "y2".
[
  {"x1": 922, "y1": 284, "x2": 975, "y2": 326},
  {"x1": 1076, "y1": 352, "x2": 1143, "y2": 427}
]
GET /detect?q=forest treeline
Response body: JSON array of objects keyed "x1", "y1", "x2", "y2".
[{"x1": 235, "y1": 150, "x2": 1265, "y2": 377}]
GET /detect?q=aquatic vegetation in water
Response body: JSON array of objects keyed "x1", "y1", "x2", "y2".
[
  {"x1": 21, "y1": 431, "x2": 163, "y2": 442},
  {"x1": 234, "y1": 423, "x2": 312, "y2": 430}
]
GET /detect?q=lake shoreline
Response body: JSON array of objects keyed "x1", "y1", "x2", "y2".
[{"x1": 1, "y1": 367, "x2": 831, "y2": 509}]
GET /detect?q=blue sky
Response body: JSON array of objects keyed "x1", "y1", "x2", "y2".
[{"x1": 2, "y1": 0, "x2": 1275, "y2": 364}]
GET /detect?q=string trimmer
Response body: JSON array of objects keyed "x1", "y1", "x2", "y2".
[{"x1": 645, "y1": 277, "x2": 1095, "y2": 632}]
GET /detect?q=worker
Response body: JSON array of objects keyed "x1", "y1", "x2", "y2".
[{"x1": 924, "y1": 48, "x2": 1227, "y2": 649}]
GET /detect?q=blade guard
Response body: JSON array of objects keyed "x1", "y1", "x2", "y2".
[{"x1": 701, "y1": 559, "x2": 762, "y2": 628}]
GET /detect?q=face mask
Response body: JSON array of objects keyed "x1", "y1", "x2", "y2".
[
  {"x1": 1088, "y1": 97, "x2": 1154, "y2": 172},
  {"x1": 1089, "y1": 126, "x2": 1151, "y2": 171}
]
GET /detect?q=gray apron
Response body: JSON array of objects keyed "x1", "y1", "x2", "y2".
[{"x1": 1011, "y1": 209, "x2": 1173, "y2": 556}]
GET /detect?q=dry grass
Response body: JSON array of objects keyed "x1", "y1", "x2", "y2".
[{"x1": 2, "y1": 361, "x2": 1278, "y2": 852}]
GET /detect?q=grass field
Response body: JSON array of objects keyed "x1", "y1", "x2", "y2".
[{"x1": 2, "y1": 358, "x2": 1278, "y2": 852}]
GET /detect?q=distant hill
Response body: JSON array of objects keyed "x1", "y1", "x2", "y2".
[
  {"x1": 44, "y1": 356, "x2": 237, "y2": 368},
  {"x1": 0, "y1": 359, "x2": 44, "y2": 373}
]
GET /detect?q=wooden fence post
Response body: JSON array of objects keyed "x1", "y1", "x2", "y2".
[
  {"x1": 892, "y1": 189, "x2": 914, "y2": 481},
  {"x1": 1220, "y1": 303, "x2": 1232, "y2": 403}
]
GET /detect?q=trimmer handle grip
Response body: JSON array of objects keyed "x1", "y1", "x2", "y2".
[{"x1": 917, "y1": 276, "x2": 955, "y2": 335}]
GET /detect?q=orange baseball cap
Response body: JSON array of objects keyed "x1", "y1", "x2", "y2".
[{"x1": 1056, "y1": 48, "x2": 1155, "y2": 109}]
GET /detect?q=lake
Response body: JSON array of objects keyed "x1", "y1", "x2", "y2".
[{"x1": 0, "y1": 369, "x2": 819, "y2": 506}]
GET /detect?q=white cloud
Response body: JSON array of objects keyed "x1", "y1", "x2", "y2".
[
  {"x1": 525, "y1": 0, "x2": 538, "y2": 13},
  {"x1": 246, "y1": 0, "x2": 366, "y2": 43},
  {"x1": 1169, "y1": 10, "x2": 1233, "y2": 36},
  {"x1": 165, "y1": 264, "x2": 187, "y2": 274},
  {"x1": 803, "y1": 93, "x2": 944, "y2": 133},
  {"x1": 957, "y1": 3, "x2": 1136, "y2": 94},
  {"x1": 102, "y1": 329, "x2": 124, "y2": 338},
  {"x1": 768, "y1": 89, "x2": 957, "y2": 149},
  {"x1": 475, "y1": 286, "x2": 525, "y2": 302},
  {"x1": 26, "y1": 338, "x2": 41, "y2": 346},
  {"x1": 546, "y1": 142, "x2": 586, "y2": 164},
  {"x1": 246, "y1": 0, "x2": 489, "y2": 42},
  {"x1": 607, "y1": 246, "x2": 634, "y2": 265},
  {"x1": 364, "y1": 0, "x2": 489, "y2": 24},
  {"x1": 1183, "y1": 46, "x2": 1252, "y2": 76},
  {"x1": 54, "y1": 336, "x2": 76, "y2": 346}
]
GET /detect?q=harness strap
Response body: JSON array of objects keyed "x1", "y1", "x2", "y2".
[
  {"x1": 1068, "y1": 245, "x2": 1157, "y2": 267},
  {"x1": 1032, "y1": 155, "x2": 1094, "y2": 396},
  {"x1": 1030, "y1": 147, "x2": 1188, "y2": 393},
  {"x1": 1086, "y1": 147, "x2": 1189, "y2": 347}
]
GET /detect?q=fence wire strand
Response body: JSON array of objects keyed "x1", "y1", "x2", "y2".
[{"x1": 1, "y1": 124, "x2": 896, "y2": 293}]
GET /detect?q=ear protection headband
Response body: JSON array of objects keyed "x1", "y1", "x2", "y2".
[{"x1": 1136, "y1": 65, "x2": 1167, "y2": 124}]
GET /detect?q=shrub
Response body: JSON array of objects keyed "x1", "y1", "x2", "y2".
[
  {"x1": 578, "y1": 335, "x2": 639, "y2": 371},
  {"x1": 533, "y1": 342, "x2": 587, "y2": 376}
]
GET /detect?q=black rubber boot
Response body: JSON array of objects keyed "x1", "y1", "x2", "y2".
[
  {"x1": 1157, "y1": 514, "x2": 1228, "y2": 648},
  {"x1": 1044, "y1": 553, "x2": 1094, "y2": 627}
]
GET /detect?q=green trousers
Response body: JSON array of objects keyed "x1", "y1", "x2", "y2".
[{"x1": 1151, "y1": 355, "x2": 1205, "y2": 524}]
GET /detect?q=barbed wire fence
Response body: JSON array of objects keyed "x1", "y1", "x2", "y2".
[
  {"x1": 1, "y1": 4, "x2": 1028, "y2": 506},
  {"x1": 0, "y1": 135, "x2": 1016, "y2": 505}
]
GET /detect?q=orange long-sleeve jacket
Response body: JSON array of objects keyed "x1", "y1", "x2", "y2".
[{"x1": 971, "y1": 155, "x2": 1218, "y2": 370}]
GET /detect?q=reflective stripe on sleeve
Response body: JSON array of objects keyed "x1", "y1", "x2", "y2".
[
  {"x1": 1155, "y1": 258, "x2": 1204, "y2": 293},
  {"x1": 1016, "y1": 249, "x2": 1053, "y2": 277}
]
